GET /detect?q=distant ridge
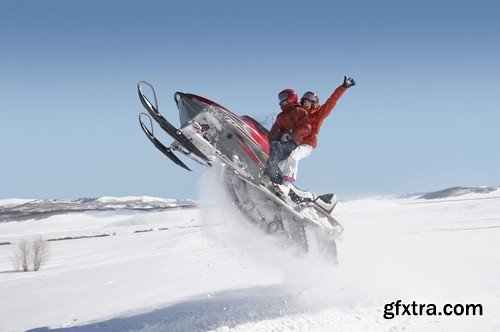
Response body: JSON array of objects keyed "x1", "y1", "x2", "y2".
[
  {"x1": 0, "y1": 196, "x2": 197, "y2": 222},
  {"x1": 418, "y1": 186, "x2": 498, "y2": 200}
]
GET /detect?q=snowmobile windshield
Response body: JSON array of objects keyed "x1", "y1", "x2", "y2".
[{"x1": 241, "y1": 115, "x2": 269, "y2": 135}]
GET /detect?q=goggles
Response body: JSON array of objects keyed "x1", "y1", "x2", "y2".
[
  {"x1": 301, "y1": 98, "x2": 315, "y2": 104},
  {"x1": 278, "y1": 92, "x2": 292, "y2": 103},
  {"x1": 301, "y1": 91, "x2": 318, "y2": 103}
]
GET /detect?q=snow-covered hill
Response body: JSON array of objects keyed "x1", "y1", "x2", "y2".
[
  {"x1": 0, "y1": 196, "x2": 196, "y2": 223},
  {"x1": 0, "y1": 188, "x2": 499, "y2": 331},
  {"x1": 417, "y1": 186, "x2": 497, "y2": 200}
]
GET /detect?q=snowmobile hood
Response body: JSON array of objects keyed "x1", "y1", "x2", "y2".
[
  {"x1": 175, "y1": 92, "x2": 235, "y2": 128},
  {"x1": 174, "y1": 91, "x2": 270, "y2": 158}
]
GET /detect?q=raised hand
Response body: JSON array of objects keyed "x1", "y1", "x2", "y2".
[{"x1": 342, "y1": 76, "x2": 356, "y2": 89}]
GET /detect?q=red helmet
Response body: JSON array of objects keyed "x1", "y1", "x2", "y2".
[
  {"x1": 278, "y1": 89, "x2": 298, "y2": 104},
  {"x1": 301, "y1": 91, "x2": 319, "y2": 110}
]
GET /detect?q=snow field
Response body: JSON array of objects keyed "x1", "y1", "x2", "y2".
[{"x1": 0, "y1": 185, "x2": 499, "y2": 331}]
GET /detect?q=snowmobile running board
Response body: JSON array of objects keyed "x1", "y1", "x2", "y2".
[{"x1": 137, "y1": 81, "x2": 210, "y2": 164}]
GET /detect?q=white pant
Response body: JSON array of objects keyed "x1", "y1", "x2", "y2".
[{"x1": 278, "y1": 144, "x2": 313, "y2": 188}]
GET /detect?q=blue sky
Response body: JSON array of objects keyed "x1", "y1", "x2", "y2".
[{"x1": 1, "y1": 0, "x2": 499, "y2": 199}]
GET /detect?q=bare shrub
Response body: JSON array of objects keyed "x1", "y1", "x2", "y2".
[
  {"x1": 31, "y1": 236, "x2": 49, "y2": 271},
  {"x1": 11, "y1": 239, "x2": 31, "y2": 272},
  {"x1": 10, "y1": 253, "x2": 20, "y2": 271},
  {"x1": 10, "y1": 237, "x2": 50, "y2": 272}
]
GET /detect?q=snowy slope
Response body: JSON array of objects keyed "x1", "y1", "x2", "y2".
[{"x1": 1, "y1": 188, "x2": 499, "y2": 331}]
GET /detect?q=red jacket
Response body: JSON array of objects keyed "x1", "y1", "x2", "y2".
[
  {"x1": 268, "y1": 103, "x2": 311, "y2": 145},
  {"x1": 302, "y1": 85, "x2": 346, "y2": 148}
]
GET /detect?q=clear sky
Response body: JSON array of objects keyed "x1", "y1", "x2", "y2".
[{"x1": 1, "y1": 0, "x2": 499, "y2": 200}]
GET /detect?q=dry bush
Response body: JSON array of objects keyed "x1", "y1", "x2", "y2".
[
  {"x1": 31, "y1": 236, "x2": 49, "y2": 271},
  {"x1": 10, "y1": 237, "x2": 50, "y2": 272},
  {"x1": 10, "y1": 253, "x2": 20, "y2": 271},
  {"x1": 11, "y1": 239, "x2": 31, "y2": 272}
]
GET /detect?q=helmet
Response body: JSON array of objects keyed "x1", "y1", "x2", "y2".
[
  {"x1": 278, "y1": 89, "x2": 298, "y2": 104},
  {"x1": 301, "y1": 91, "x2": 319, "y2": 110}
]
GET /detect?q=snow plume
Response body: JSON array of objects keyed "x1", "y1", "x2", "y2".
[
  {"x1": 197, "y1": 166, "x2": 291, "y2": 265},
  {"x1": 196, "y1": 166, "x2": 353, "y2": 308}
]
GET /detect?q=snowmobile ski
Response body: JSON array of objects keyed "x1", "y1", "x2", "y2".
[
  {"x1": 137, "y1": 81, "x2": 210, "y2": 163},
  {"x1": 139, "y1": 113, "x2": 191, "y2": 171}
]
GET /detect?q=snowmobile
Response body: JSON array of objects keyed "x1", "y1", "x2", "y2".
[{"x1": 137, "y1": 81, "x2": 343, "y2": 261}]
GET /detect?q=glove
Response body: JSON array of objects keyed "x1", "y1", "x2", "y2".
[
  {"x1": 342, "y1": 76, "x2": 356, "y2": 89},
  {"x1": 281, "y1": 133, "x2": 292, "y2": 142}
]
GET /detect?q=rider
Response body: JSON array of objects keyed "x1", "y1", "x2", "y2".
[
  {"x1": 272, "y1": 76, "x2": 357, "y2": 197},
  {"x1": 300, "y1": 76, "x2": 356, "y2": 149},
  {"x1": 262, "y1": 88, "x2": 311, "y2": 197}
]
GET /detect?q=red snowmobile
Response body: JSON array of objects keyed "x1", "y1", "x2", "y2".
[{"x1": 137, "y1": 81, "x2": 343, "y2": 261}]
